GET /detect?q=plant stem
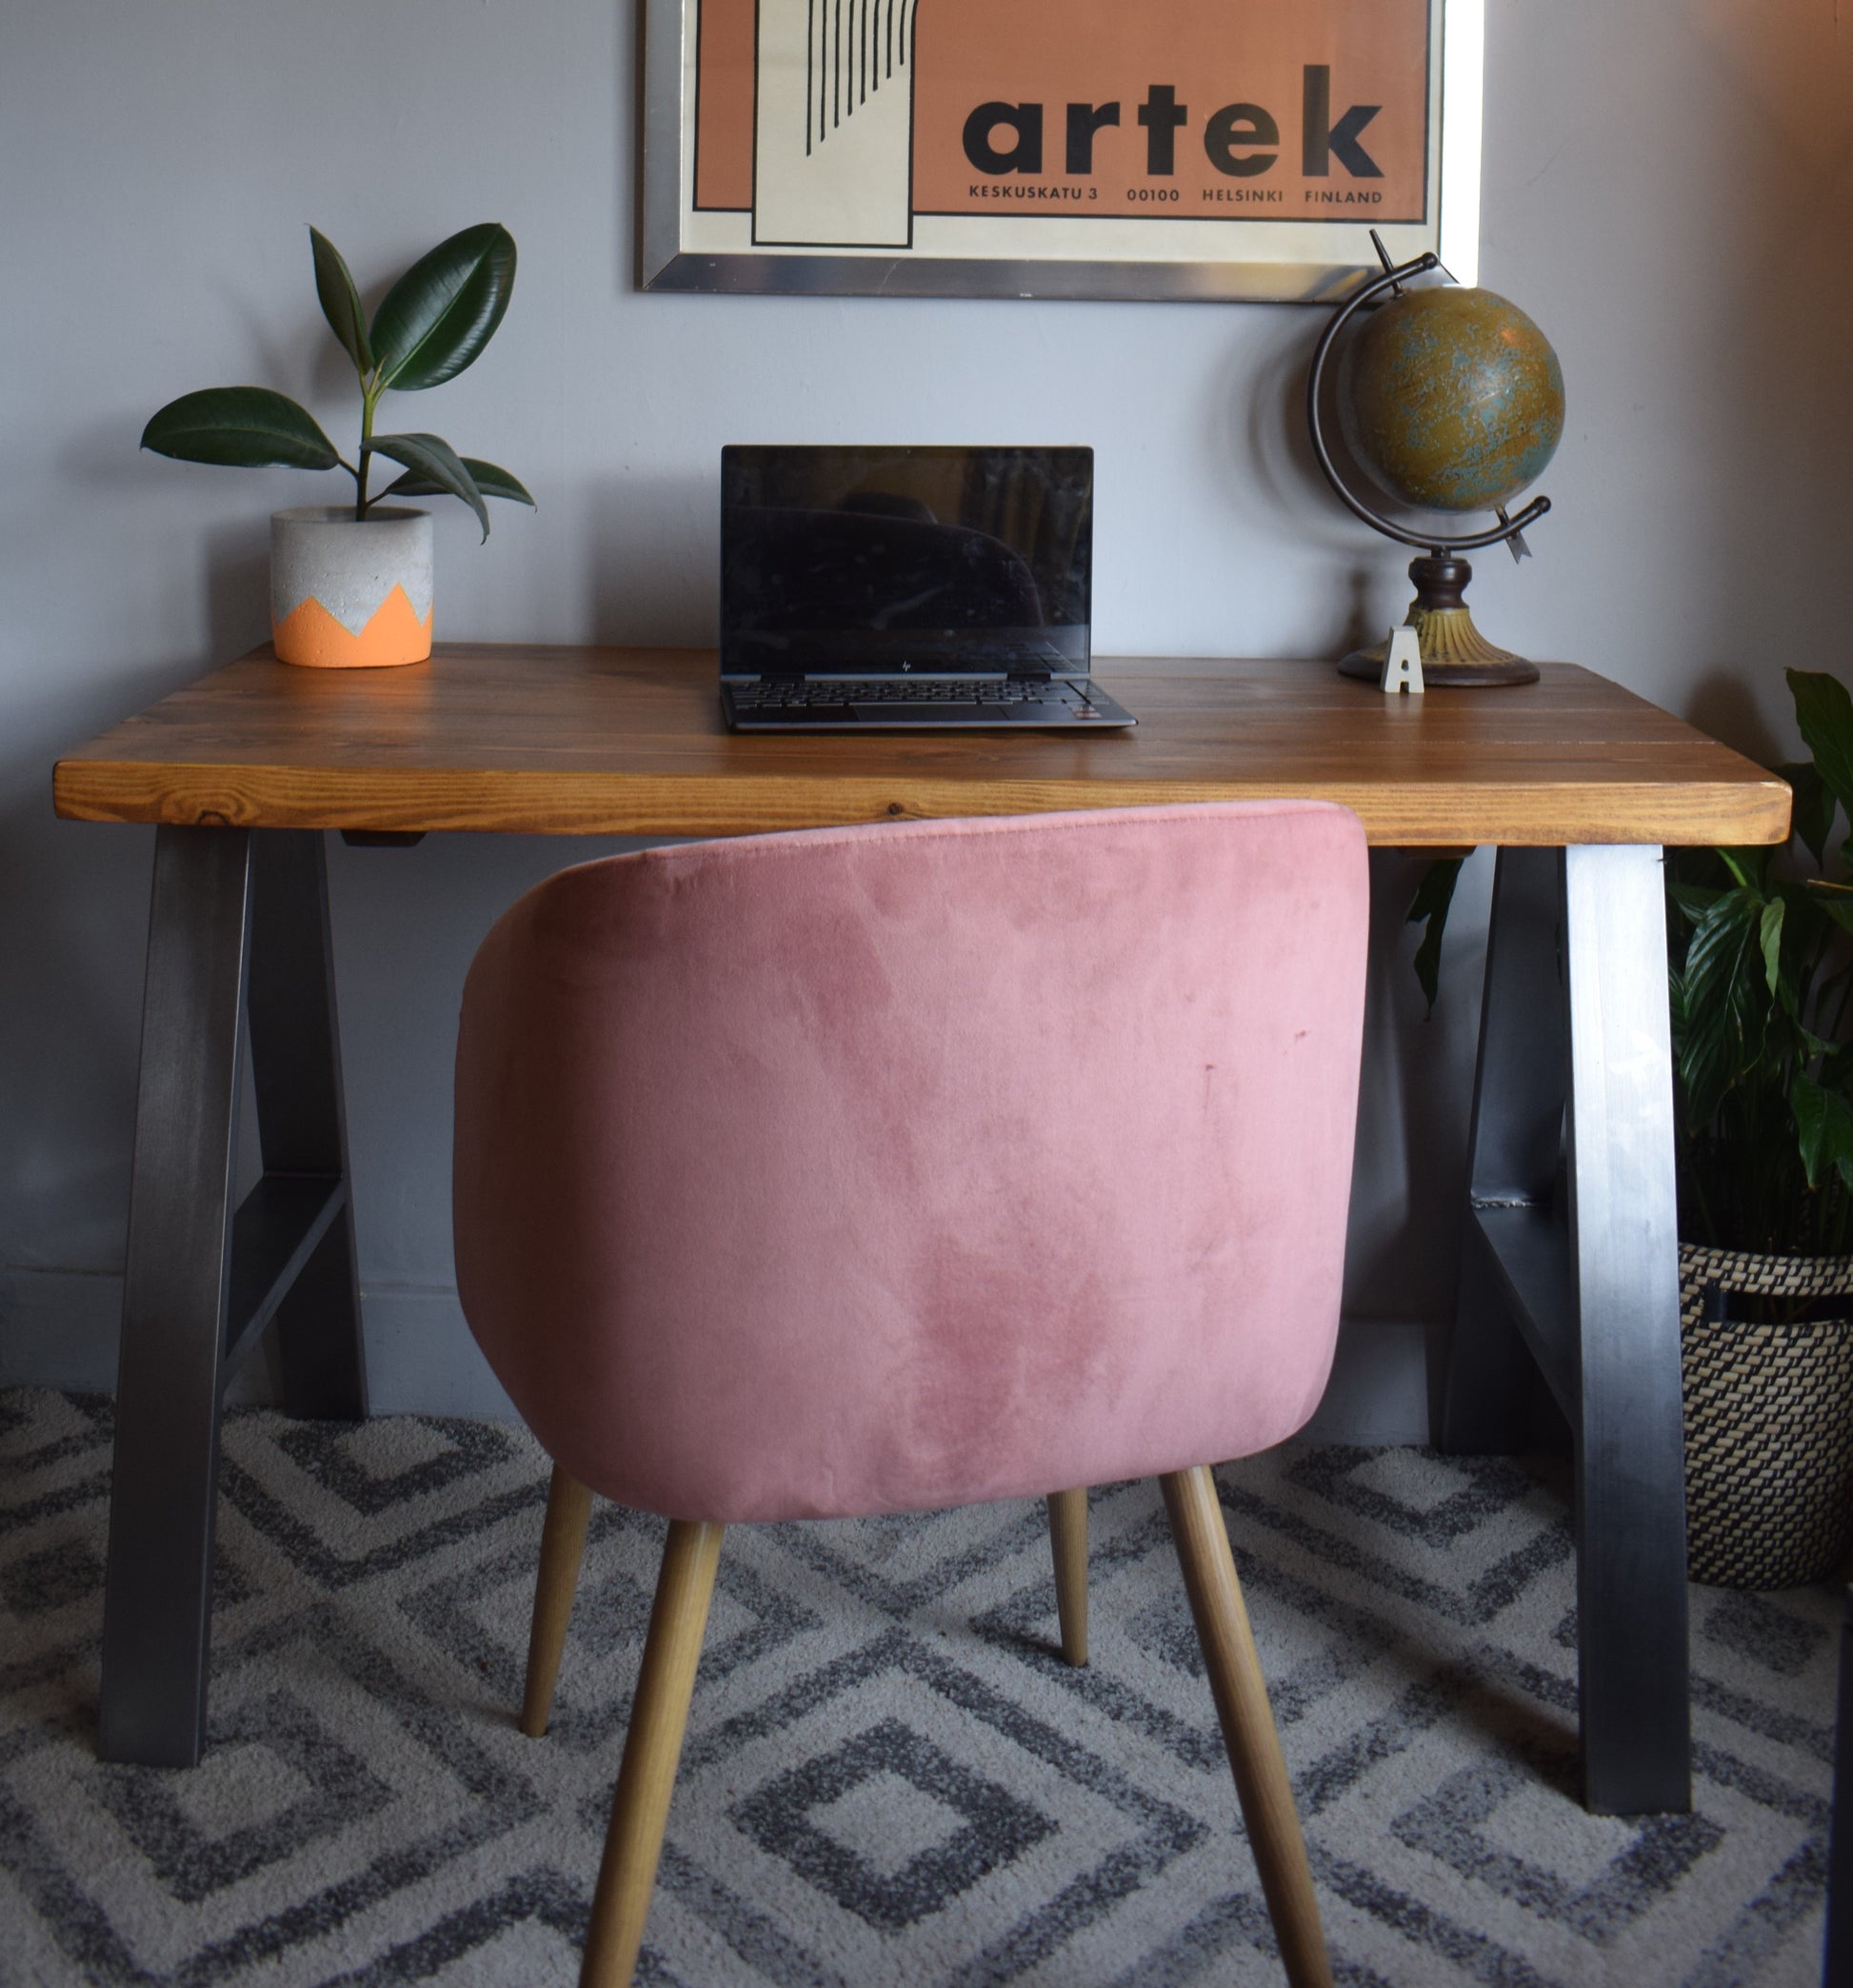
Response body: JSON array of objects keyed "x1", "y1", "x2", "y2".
[{"x1": 355, "y1": 384, "x2": 378, "y2": 523}]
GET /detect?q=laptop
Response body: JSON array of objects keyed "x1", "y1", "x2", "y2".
[{"x1": 719, "y1": 445, "x2": 1135, "y2": 729}]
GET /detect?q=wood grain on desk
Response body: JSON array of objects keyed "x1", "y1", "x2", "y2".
[{"x1": 53, "y1": 645, "x2": 1791, "y2": 847}]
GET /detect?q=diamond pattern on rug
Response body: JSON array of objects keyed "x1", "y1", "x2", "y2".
[
  {"x1": 734, "y1": 1719, "x2": 1056, "y2": 1930},
  {"x1": 808, "y1": 1765, "x2": 966, "y2": 1875},
  {"x1": 1389, "y1": 1760, "x2": 1724, "y2": 1941},
  {"x1": 0, "y1": 1387, "x2": 1840, "y2": 1984}
]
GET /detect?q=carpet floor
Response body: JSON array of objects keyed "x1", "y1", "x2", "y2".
[{"x1": 0, "y1": 1387, "x2": 1840, "y2": 1985}]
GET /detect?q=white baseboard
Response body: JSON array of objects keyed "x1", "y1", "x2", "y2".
[
  {"x1": 357, "y1": 1286, "x2": 517, "y2": 1418},
  {"x1": 1, "y1": 1268, "x2": 1425, "y2": 1441},
  {"x1": 0, "y1": 1269, "x2": 127, "y2": 1394}
]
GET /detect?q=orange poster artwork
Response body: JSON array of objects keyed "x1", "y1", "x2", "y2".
[{"x1": 645, "y1": 0, "x2": 1476, "y2": 301}]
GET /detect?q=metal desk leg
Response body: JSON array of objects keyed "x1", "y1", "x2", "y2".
[
  {"x1": 249, "y1": 832, "x2": 366, "y2": 1420},
  {"x1": 99, "y1": 827, "x2": 252, "y2": 1766},
  {"x1": 1430, "y1": 847, "x2": 1566, "y2": 1455},
  {"x1": 1432, "y1": 845, "x2": 1690, "y2": 1816},
  {"x1": 99, "y1": 827, "x2": 365, "y2": 1766},
  {"x1": 1563, "y1": 844, "x2": 1689, "y2": 1817}
]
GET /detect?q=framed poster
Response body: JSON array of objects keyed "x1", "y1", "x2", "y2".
[{"x1": 642, "y1": 0, "x2": 1482, "y2": 301}]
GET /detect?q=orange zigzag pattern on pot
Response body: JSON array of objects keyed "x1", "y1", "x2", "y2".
[{"x1": 271, "y1": 586, "x2": 433, "y2": 669}]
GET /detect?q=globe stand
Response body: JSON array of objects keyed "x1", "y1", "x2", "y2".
[
  {"x1": 1336, "y1": 553, "x2": 1538, "y2": 686},
  {"x1": 1308, "y1": 246, "x2": 1555, "y2": 689}
]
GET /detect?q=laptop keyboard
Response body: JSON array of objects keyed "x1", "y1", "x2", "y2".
[{"x1": 731, "y1": 678, "x2": 1078, "y2": 708}]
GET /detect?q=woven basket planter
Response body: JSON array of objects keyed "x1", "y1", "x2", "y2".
[{"x1": 1680, "y1": 1242, "x2": 1853, "y2": 1587}]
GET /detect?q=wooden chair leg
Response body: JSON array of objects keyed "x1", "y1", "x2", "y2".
[
  {"x1": 1161, "y1": 1466, "x2": 1330, "y2": 1988},
  {"x1": 522, "y1": 1464, "x2": 595, "y2": 1739},
  {"x1": 581, "y1": 1520, "x2": 725, "y2": 1988},
  {"x1": 1045, "y1": 1488, "x2": 1089, "y2": 1666}
]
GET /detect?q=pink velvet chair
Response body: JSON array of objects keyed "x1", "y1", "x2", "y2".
[{"x1": 453, "y1": 801, "x2": 1368, "y2": 1988}]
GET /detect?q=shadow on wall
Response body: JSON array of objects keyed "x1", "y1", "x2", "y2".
[
  {"x1": 1679, "y1": 6, "x2": 1853, "y2": 755},
  {"x1": 585, "y1": 475, "x2": 719, "y2": 646},
  {"x1": 205, "y1": 516, "x2": 271, "y2": 665},
  {"x1": 1226, "y1": 308, "x2": 1348, "y2": 553},
  {"x1": 1686, "y1": 667, "x2": 1785, "y2": 779},
  {"x1": 1219, "y1": 308, "x2": 1413, "y2": 657},
  {"x1": 0, "y1": 803, "x2": 149, "y2": 1285},
  {"x1": 1340, "y1": 848, "x2": 1490, "y2": 1330},
  {"x1": 1322, "y1": 567, "x2": 1384, "y2": 665}
]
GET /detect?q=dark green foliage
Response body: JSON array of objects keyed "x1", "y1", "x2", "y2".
[
  {"x1": 309, "y1": 228, "x2": 372, "y2": 375},
  {"x1": 1667, "y1": 668, "x2": 1853, "y2": 1259},
  {"x1": 141, "y1": 388, "x2": 338, "y2": 470},
  {"x1": 1406, "y1": 855, "x2": 1464, "y2": 1013},
  {"x1": 381, "y1": 456, "x2": 533, "y2": 508},
  {"x1": 368, "y1": 224, "x2": 516, "y2": 392},
  {"x1": 369, "y1": 433, "x2": 489, "y2": 541},
  {"x1": 142, "y1": 224, "x2": 527, "y2": 533}
]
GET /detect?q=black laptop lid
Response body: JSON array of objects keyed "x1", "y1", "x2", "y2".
[{"x1": 721, "y1": 446, "x2": 1092, "y2": 676}]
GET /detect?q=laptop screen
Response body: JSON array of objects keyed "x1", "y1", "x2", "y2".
[{"x1": 721, "y1": 446, "x2": 1092, "y2": 676}]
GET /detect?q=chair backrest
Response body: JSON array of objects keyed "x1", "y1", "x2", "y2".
[{"x1": 453, "y1": 802, "x2": 1368, "y2": 1524}]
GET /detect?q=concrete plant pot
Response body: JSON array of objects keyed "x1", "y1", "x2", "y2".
[{"x1": 270, "y1": 506, "x2": 433, "y2": 668}]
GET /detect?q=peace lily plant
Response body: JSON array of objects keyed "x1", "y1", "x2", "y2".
[
  {"x1": 1668, "y1": 667, "x2": 1853, "y2": 1262},
  {"x1": 143, "y1": 223, "x2": 531, "y2": 539}
]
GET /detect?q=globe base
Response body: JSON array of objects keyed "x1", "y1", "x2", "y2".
[{"x1": 1337, "y1": 555, "x2": 1541, "y2": 687}]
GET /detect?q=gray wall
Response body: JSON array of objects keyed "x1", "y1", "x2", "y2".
[{"x1": 3, "y1": 1, "x2": 1848, "y2": 1433}]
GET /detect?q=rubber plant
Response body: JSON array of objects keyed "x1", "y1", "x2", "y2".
[
  {"x1": 1668, "y1": 667, "x2": 1853, "y2": 1262},
  {"x1": 141, "y1": 224, "x2": 531, "y2": 540}
]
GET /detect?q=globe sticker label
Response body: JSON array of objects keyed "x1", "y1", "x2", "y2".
[{"x1": 650, "y1": 0, "x2": 1470, "y2": 297}]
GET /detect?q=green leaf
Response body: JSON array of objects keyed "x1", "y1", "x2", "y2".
[
  {"x1": 1793, "y1": 1072, "x2": 1853, "y2": 1193},
  {"x1": 1788, "y1": 669, "x2": 1853, "y2": 842},
  {"x1": 1677, "y1": 885, "x2": 1771, "y2": 1126},
  {"x1": 1405, "y1": 855, "x2": 1466, "y2": 1013},
  {"x1": 380, "y1": 455, "x2": 533, "y2": 507},
  {"x1": 1804, "y1": 879, "x2": 1853, "y2": 940},
  {"x1": 369, "y1": 223, "x2": 515, "y2": 393},
  {"x1": 1778, "y1": 760, "x2": 1834, "y2": 869},
  {"x1": 309, "y1": 227, "x2": 372, "y2": 377},
  {"x1": 1715, "y1": 846, "x2": 1769, "y2": 891},
  {"x1": 1669, "y1": 883, "x2": 1723, "y2": 928},
  {"x1": 369, "y1": 432, "x2": 489, "y2": 539},
  {"x1": 141, "y1": 387, "x2": 339, "y2": 469},
  {"x1": 1759, "y1": 897, "x2": 1785, "y2": 996}
]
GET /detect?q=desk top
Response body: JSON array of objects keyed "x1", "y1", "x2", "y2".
[{"x1": 53, "y1": 646, "x2": 1790, "y2": 847}]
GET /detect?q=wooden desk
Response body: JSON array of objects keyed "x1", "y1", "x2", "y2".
[
  {"x1": 55, "y1": 646, "x2": 1789, "y2": 1814},
  {"x1": 57, "y1": 645, "x2": 1783, "y2": 845}
]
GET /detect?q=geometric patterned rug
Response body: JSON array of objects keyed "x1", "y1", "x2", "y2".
[{"x1": 0, "y1": 1388, "x2": 1838, "y2": 1985}]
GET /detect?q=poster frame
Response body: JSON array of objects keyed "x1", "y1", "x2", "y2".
[{"x1": 641, "y1": 0, "x2": 1483, "y2": 302}]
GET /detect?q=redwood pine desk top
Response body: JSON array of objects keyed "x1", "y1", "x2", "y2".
[{"x1": 53, "y1": 646, "x2": 1791, "y2": 848}]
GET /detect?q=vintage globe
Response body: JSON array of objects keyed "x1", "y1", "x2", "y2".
[{"x1": 1336, "y1": 286, "x2": 1565, "y2": 516}]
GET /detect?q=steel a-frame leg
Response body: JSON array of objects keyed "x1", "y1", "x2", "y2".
[
  {"x1": 1430, "y1": 844, "x2": 1690, "y2": 1817},
  {"x1": 98, "y1": 826, "x2": 366, "y2": 1767}
]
